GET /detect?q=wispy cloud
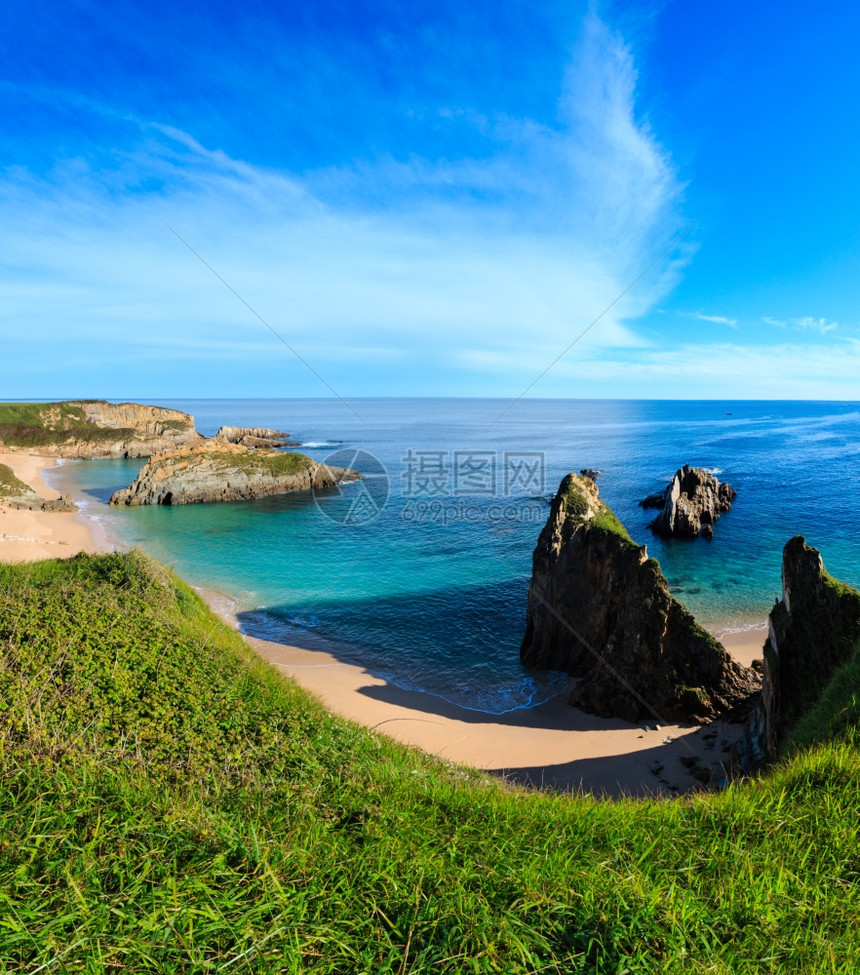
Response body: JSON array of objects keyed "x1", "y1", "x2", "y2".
[
  {"x1": 537, "y1": 338, "x2": 860, "y2": 399},
  {"x1": 793, "y1": 316, "x2": 838, "y2": 335},
  {"x1": 0, "y1": 11, "x2": 687, "y2": 397},
  {"x1": 692, "y1": 312, "x2": 737, "y2": 327},
  {"x1": 763, "y1": 315, "x2": 839, "y2": 335}
]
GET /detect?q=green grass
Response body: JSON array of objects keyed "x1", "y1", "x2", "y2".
[
  {"x1": 199, "y1": 449, "x2": 314, "y2": 476},
  {"x1": 1, "y1": 552, "x2": 859, "y2": 971},
  {"x1": 0, "y1": 401, "x2": 134, "y2": 448},
  {"x1": 560, "y1": 474, "x2": 637, "y2": 546},
  {"x1": 0, "y1": 463, "x2": 31, "y2": 497},
  {"x1": 787, "y1": 641, "x2": 860, "y2": 755}
]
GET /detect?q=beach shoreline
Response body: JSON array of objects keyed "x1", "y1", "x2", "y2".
[
  {"x1": 5, "y1": 452, "x2": 767, "y2": 800},
  {"x1": 0, "y1": 451, "x2": 109, "y2": 562},
  {"x1": 201, "y1": 585, "x2": 766, "y2": 800}
]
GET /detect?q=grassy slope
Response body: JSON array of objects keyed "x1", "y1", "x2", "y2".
[
  {"x1": 0, "y1": 402, "x2": 134, "y2": 448},
  {"x1": 1, "y1": 553, "x2": 859, "y2": 973},
  {"x1": 0, "y1": 463, "x2": 31, "y2": 497}
]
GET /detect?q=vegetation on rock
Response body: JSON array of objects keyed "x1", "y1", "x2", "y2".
[
  {"x1": 0, "y1": 463, "x2": 31, "y2": 496},
  {"x1": 0, "y1": 401, "x2": 134, "y2": 448}
]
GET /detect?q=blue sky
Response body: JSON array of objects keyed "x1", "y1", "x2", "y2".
[{"x1": 1, "y1": 0, "x2": 859, "y2": 400}]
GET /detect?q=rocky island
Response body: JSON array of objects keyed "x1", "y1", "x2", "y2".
[
  {"x1": 521, "y1": 472, "x2": 758, "y2": 723},
  {"x1": 0, "y1": 400, "x2": 200, "y2": 458},
  {"x1": 645, "y1": 464, "x2": 736, "y2": 539},
  {"x1": 109, "y1": 442, "x2": 359, "y2": 506},
  {"x1": 214, "y1": 426, "x2": 300, "y2": 449}
]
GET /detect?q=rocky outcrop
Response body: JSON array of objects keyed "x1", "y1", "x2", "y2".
[
  {"x1": 647, "y1": 465, "x2": 736, "y2": 540},
  {"x1": 0, "y1": 463, "x2": 76, "y2": 512},
  {"x1": 109, "y1": 442, "x2": 359, "y2": 506},
  {"x1": 760, "y1": 536, "x2": 860, "y2": 754},
  {"x1": 1, "y1": 494, "x2": 77, "y2": 513},
  {"x1": 0, "y1": 401, "x2": 201, "y2": 458},
  {"x1": 520, "y1": 473, "x2": 758, "y2": 723},
  {"x1": 214, "y1": 426, "x2": 300, "y2": 449}
]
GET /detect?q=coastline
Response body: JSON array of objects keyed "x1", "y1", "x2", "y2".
[
  {"x1": 201, "y1": 585, "x2": 766, "y2": 800},
  {"x1": 0, "y1": 452, "x2": 110, "y2": 562},
  {"x1": 6, "y1": 452, "x2": 767, "y2": 799}
]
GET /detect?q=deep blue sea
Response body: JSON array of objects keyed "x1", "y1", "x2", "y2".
[{"x1": 48, "y1": 399, "x2": 860, "y2": 714}]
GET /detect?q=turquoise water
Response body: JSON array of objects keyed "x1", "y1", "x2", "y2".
[{"x1": 48, "y1": 399, "x2": 860, "y2": 713}]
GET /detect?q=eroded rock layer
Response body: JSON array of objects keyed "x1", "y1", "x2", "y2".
[
  {"x1": 109, "y1": 442, "x2": 359, "y2": 506},
  {"x1": 520, "y1": 473, "x2": 758, "y2": 723},
  {"x1": 214, "y1": 426, "x2": 300, "y2": 449},
  {"x1": 0, "y1": 401, "x2": 200, "y2": 458}
]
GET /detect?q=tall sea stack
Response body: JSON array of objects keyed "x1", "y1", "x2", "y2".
[
  {"x1": 761, "y1": 536, "x2": 860, "y2": 754},
  {"x1": 520, "y1": 473, "x2": 758, "y2": 723}
]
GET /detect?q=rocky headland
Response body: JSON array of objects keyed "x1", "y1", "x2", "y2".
[
  {"x1": 109, "y1": 442, "x2": 360, "y2": 506},
  {"x1": 646, "y1": 465, "x2": 736, "y2": 539},
  {"x1": 214, "y1": 426, "x2": 300, "y2": 449},
  {"x1": 0, "y1": 401, "x2": 200, "y2": 458},
  {"x1": 520, "y1": 472, "x2": 758, "y2": 723}
]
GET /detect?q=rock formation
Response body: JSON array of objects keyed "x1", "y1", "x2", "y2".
[
  {"x1": 214, "y1": 426, "x2": 300, "y2": 449},
  {"x1": 0, "y1": 401, "x2": 200, "y2": 458},
  {"x1": 647, "y1": 465, "x2": 736, "y2": 540},
  {"x1": 760, "y1": 536, "x2": 860, "y2": 754},
  {"x1": 109, "y1": 442, "x2": 359, "y2": 506},
  {"x1": 0, "y1": 463, "x2": 76, "y2": 512},
  {"x1": 520, "y1": 473, "x2": 758, "y2": 723}
]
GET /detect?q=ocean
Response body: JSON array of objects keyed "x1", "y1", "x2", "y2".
[{"x1": 47, "y1": 399, "x2": 860, "y2": 714}]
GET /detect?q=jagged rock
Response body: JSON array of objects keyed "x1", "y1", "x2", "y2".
[
  {"x1": 579, "y1": 468, "x2": 601, "y2": 481},
  {"x1": 760, "y1": 536, "x2": 860, "y2": 755},
  {"x1": 0, "y1": 401, "x2": 200, "y2": 458},
  {"x1": 648, "y1": 465, "x2": 736, "y2": 539},
  {"x1": 214, "y1": 426, "x2": 300, "y2": 449},
  {"x1": 4, "y1": 495, "x2": 77, "y2": 513},
  {"x1": 520, "y1": 473, "x2": 758, "y2": 723},
  {"x1": 639, "y1": 492, "x2": 666, "y2": 510},
  {"x1": 109, "y1": 442, "x2": 359, "y2": 506}
]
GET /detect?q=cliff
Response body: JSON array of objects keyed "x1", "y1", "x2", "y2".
[
  {"x1": 109, "y1": 442, "x2": 359, "y2": 506},
  {"x1": 0, "y1": 401, "x2": 200, "y2": 458},
  {"x1": 648, "y1": 465, "x2": 736, "y2": 539},
  {"x1": 520, "y1": 473, "x2": 758, "y2": 723},
  {"x1": 760, "y1": 536, "x2": 860, "y2": 754}
]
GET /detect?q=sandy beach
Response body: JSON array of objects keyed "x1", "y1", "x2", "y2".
[
  {"x1": 203, "y1": 587, "x2": 767, "y2": 800},
  {"x1": 2, "y1": 452, "x2": 767, "y2": 799},
  {"x1": 0, "y1": 452, "x2": 105, "y2": 562}
]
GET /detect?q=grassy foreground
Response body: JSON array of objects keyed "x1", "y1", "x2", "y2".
[{"x1": 1, "y1": 553, "x2": 858, "y2": 972}]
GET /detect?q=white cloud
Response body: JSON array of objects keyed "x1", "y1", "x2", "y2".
[
  {"x1": 525, "y1": 339, "x2": 860, "y2": 399},
  {"x1": 792, "y1": 316, "x2": 838, "y2": 335},
  {"x1": 0, "y1": 12, "x2": 687, "y2": 397},
  {"x1": 763, "y1": 315, "x2": 839, "y2": 335},
  {"x1": 693, "y1": 312, "x2": 737, "y2": 327}
]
